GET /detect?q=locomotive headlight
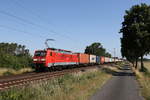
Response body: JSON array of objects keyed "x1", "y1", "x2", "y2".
[
  {"x1": 33, "y1": 59, "x2": 38, "y2": 61},
  {"x1": 41, "y1": 59, "x2": 46, "y2": 61}
]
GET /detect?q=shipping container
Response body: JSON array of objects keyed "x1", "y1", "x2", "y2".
[
  {"x1": 100, "y1": 56, "x2": 105, "y2": 64},
  {"x1": 104, "y1": 57, "x2": 110, "y2": 63},
  {"x1": 115, "y1": 59, "x2": 119, "y2": 62},
  {"x1": 77, "y1": 53, "x2": 90, "y2": 64},
  {"x1": 112, "y1": 58, "x2": 115, "y2": 62},
  {"x1": 90, "y1": 55, "x2": 96, "y2": 63},
  {"x1": 96, "y1": 56, "x2": 100, "y2": 64},
  {"x1": 109, "y1": 58, "x2": 113, "y2": 62}
]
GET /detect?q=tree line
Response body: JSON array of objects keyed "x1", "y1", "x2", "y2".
[
  {"x1": 0, "y1": 43, "x2": 33, "y2": 70},
  {"x1": 85, "y1": 42, "x2": 111, "y2": 57},
  {"x1": 120, "y1": 3, "x2": 150, "y2": 71}
]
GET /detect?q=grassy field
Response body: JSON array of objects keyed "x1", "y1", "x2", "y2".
[{"x1": 0, "y1": 67, "x2": 113, "y2": 100}]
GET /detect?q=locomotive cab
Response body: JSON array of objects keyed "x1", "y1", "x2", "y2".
[
  {"x1": 33, "y1": 50, "x2": 47, "y2": 71},
  {"x1": 33, "y1": 50, "x2": 47, "y2": 62}
]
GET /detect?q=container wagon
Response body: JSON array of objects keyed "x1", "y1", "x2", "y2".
[
  {"x1": 96, "y1": 56, "x2": 100, "y2": 64},
  {"x1": 77, "y1": 53, "x2": 89, "y2": 65},
  {"x1": 89, "y1": 55, "x2": 96, "y2": 64},
  {"x1": 109, "y1": 58, "x2": 113, "y2": 63},
  {"x1": 104, "y1": 57, "x2": 110, "y2": 63},
  {"x1": 100, "y1": 56, "x2": 105, "y2": 64}
]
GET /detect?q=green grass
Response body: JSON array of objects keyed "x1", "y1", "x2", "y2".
[{"x1": 0, "y1": 68, "x2": 111, "y2": 100}]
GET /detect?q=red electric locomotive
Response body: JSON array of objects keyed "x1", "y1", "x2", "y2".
[{"x1": 33, "y1": 48, "x2": 79, "y2": 71}]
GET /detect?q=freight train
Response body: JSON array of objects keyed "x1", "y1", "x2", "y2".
[{"x1": 33, "y1": 48, "x2": 122, "y2": 71}]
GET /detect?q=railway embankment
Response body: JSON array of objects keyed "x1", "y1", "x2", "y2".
[
  {"x1": 0, "y1": 65, "x2": 117, "y2": 100},
  {"x1": 0, "y1": 67, "x2": 34, "y2": 76}
]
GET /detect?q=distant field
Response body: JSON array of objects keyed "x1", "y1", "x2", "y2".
[
  {"x1": 143, "y1": 61, "x2": 150, "y2": 72},
  {"x1": 138, "y1": 61, "x2": 150, "y2": 72}
]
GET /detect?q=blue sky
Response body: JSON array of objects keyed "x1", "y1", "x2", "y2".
[{"x1": 0, "y1": 0, "x2": 149, "y2": 57}]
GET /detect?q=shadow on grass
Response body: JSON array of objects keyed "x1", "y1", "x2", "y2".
[
  {"x1": 140, "y1": 66, "x2": 150, "y2": 77},
  {"x1": 102, "y1": 68, "x2": 135, "y2": 76}
]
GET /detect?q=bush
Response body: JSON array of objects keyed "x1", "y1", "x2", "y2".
[{"x1": 0, "y1": 43, "x2": 33, "y2": 70}]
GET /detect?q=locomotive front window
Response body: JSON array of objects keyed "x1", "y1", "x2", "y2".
[
  {"x1": 50, "y1": 52, "x2": 52, "y2": 56},
  {"x1": 34, "y1": 51, "x2": 46, "y2": 57}
]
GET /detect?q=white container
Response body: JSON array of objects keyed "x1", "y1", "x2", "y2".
[
  {"x1": 90, "y1": 55, "x2": 96, "y2": 63},
  {"x1": 104, "y1": 57, "x2": 110, "y2": 63},
  {"x1": 109, "y1": 58, "x2": 112, "y2": 62},
  {"x1": 112, "y1": 58, "x2": 115, "y2": 62}
]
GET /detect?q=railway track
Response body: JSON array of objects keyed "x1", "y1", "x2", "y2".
[{"x1": 0, "y1": 65, "x2": 99, "y2": 91}]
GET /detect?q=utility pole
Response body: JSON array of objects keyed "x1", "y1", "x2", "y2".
[{"x1": 114, "y1": 48, "x2": 116, "y2": 62}]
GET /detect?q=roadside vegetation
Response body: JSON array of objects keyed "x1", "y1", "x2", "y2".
[
  {"x1": 0, "y1": 42, "x2": 33, "y2": 76},
  {"x1": 0, "y1": 67, "x2": 113, "y2": 100},
  {"x1": 133, "y1": 61, "x2": 150, "y2": 100},
  {"x1": 0, "y1": 68, "x2": 33, "y2": 76}
]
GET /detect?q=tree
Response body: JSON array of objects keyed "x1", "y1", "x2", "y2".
[
  {"x1": 120, "y1": 3, "x2": 150, "y2": 71},
  {"x1": 85, "y1": 42, "x2": 111, "y2": 57},
  {"x1": 120, "y1": 35, "x2": 140, "y2": 68},
  {"x1": 0, "y1": 42, "x2": 32, "y2": 69}
]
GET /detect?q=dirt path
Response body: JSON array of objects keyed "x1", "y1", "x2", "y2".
[{"x1": 90, "y1": 65, "x2": 144, "y2": 100}]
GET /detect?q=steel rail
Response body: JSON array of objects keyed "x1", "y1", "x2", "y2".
[{"x1": 0, "y1": 66, "x2": 98, "y2": 91}]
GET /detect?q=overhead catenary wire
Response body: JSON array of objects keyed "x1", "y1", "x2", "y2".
[
  {"x1": 0, "y1": 9, "x2": 77, "y2": 42},
  {"x1": 7, "y1": 0, "x2": 86, "y2": 44},
  {"x1": 0, "y1": 0, "x2": 88, "y2": 53},
  {"x1": 0, "y1": 10, "x2": 56, "y2": 35},
  {"x1": 0, "y1": 10, "x2": 81, "y2": 51},
  {"x1": 10, "y1": 0, "x2": 56, "y2": 26},
  {"x1": 0, "y1": 25, "x2": 45, "y2": 39},
  {"x1": 0, "y1": 11, "x2": 61, "y2": 40}
]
